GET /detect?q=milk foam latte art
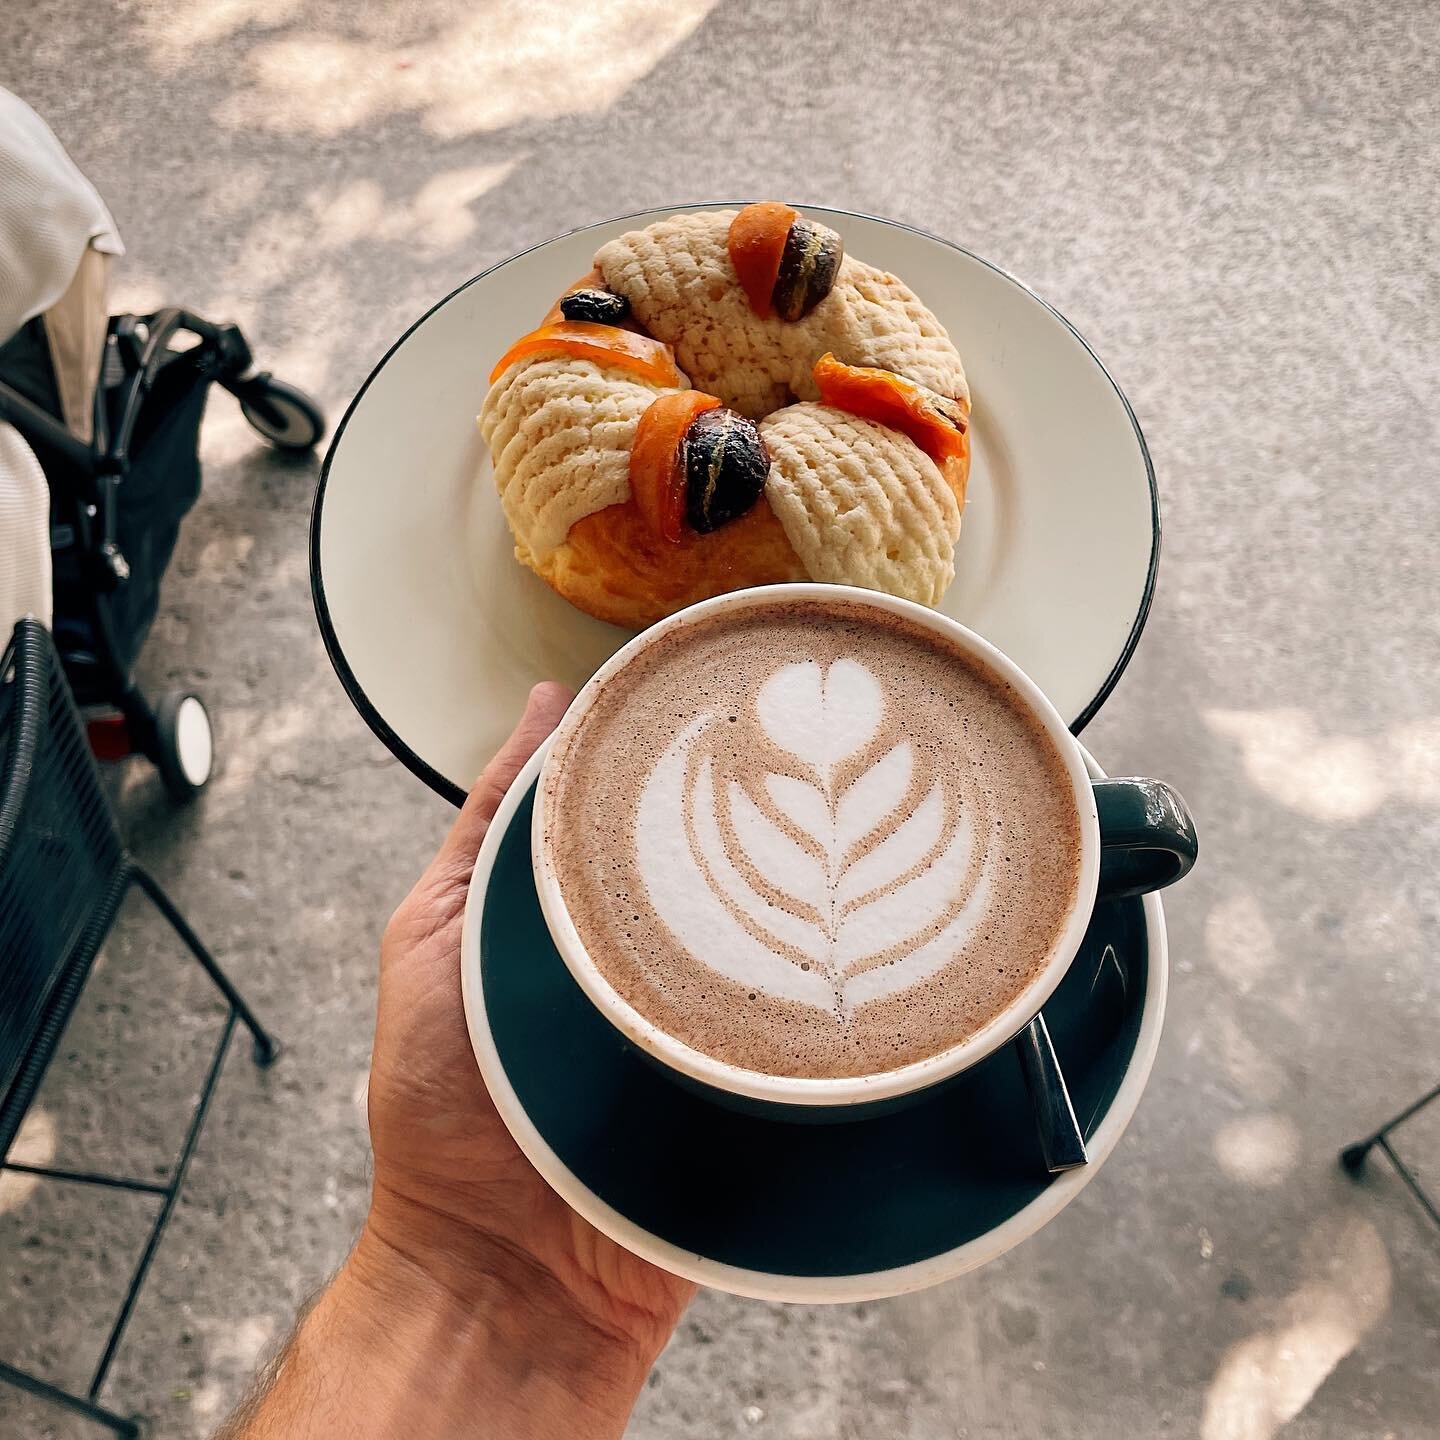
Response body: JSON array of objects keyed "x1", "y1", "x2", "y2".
[
  {"x1": 637, "y1": 657, "x2": 998, "y2": 1016},
  {"x1": 543, "y1": 600, "x2": 1082, "y2": 1079}
]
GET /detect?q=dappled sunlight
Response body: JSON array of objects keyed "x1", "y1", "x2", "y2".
[
  {"x1": 147, "y1": 611, "x2": 192, "y2": 653},
  {"x1": 1214, "y1": 1113, "x2": 1301, "y2": 1189},
  {"x1": 187, "y1": 160, "x2": 516, "y2": 384},
  {"x1": 184, "y1": 1311, "x2": 279, "y2": 1424},
  {"x1": 1339, "y1": 886, "x2": 1421, "y2": 959},
  {"x1": 1201, "y1": 1216, "x2": 1390, "y2": 1440},
  {"x1": 1205, "y1": 891, "x2": 1276, "y2": 996},
  {"x1": 264, "y1": 539, "x2": 325, "y2": 592},
  {"x1": 195, "y1": 531, "x2": 257, "y2": 576},
  {"x1": 205, "y1": 161, "x2": 271, "y2": 220},
  {"x1": 138, "y1": 0, "x2": 293, "y2": 68},
  {"x1": 217, "y1": 212, "x2": 316, "y2": 302},
  {"x1": 1386, "y1": 718, "x2": 1440, "y2": 803},
  {"x1": 310, "y1": 162, "x2": 519, "y2": 256},
  {"x1": 1205, "y1": 709, "x2": 1422, "y2": 821},
  {"x1": 205, "y1": 0, "x2": 717, "y2": 139},
  {"x1": 0, "y1": 1109, "x2": 56, "y2": 1216},
  {"x1": 392, "y1": 163, "x2": 521, "y2": 253},
  {"x1": 311, "y1": 180, "x2": 389, "y2": 251},
  {"x1": 254, "y1": 327, "x2": 341, "y2": 407},
  {"x1": 1208, "y1": 1011, "x2": 1287, "y2": 1103},
  {"x1": 188, "y1": 1379, "x2": 229, "y2": 1426},
  {"x1": 200, "y1": 699, "x2": 314, "y2": 820},
  {"x1": 1200, "y1": 892, "x2": 1293, "y2": 1096},
  {"x1": 198, "y1": 401, "x2": 260, "y2": 469},
  {"x1": 206, "y1": 1311, "x2": 280, "y2": 1372},
  {"x1": 108, "y1": 268, "x2": 168, "y2": 317}
]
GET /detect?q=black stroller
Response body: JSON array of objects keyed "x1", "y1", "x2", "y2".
[{"x1": 0, "y1": 306, "x2": 325, "y2": 799}]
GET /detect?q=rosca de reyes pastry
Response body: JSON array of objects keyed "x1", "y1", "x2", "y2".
[{"x1": 478, "y1": 204, "x2": 971, "y2": 629}]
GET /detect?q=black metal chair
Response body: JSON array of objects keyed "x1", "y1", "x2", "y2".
[
  {"x1": 0, "y1": 617, "x2": 278, "y2": 1437},
  {"x1": 1341, "y1": 1082, "x2": 1440, "y2": 1232}
]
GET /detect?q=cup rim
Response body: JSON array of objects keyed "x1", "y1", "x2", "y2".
[{"x1": 532, "y1": 583, "x2": 1102, "y2": 1107}]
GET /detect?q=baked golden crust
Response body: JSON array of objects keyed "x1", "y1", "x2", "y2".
[
  {"x1": 526, "y1": 494, "x2": 806, "y2": 630},
  {"x1": 519, "y1": 427, "x2": 967, "y2": 630},
  {"x1": 760, "y1": 403, "x2": 963, "y2": 607}
]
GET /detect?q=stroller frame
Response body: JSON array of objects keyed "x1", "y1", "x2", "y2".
[{"x1": 0, "y1": 305, "x2": 323, "y2": 798}]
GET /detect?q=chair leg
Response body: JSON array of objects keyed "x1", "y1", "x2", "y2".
[
  {"x1": 0, "y1": 1358, "x2": 141, "y2": 1437},
  {"x1": 1340, "y1": 1142, "x2": 1372, "y2": 1174},
  {"x1": 129, "y1": 866, "x2": 279, "y2": 1066},
  {"x1": 1340, "y1": 1079, "x2": 1440, "y2": 1169},
  {"x1": 1371, "y1": 1079, "x2": 1440, "y2": 1139},
  {"x1": 1339, "y1": 1080, "x2": 1440, "y2": 1230},
  {"x1": 85, "y1": 1014, "x2": 237, "y2": 1412}
]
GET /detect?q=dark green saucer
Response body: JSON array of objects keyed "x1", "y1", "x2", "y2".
[{"x1": 476, "y1": 778, "x2": 1158, "y2": 1289}]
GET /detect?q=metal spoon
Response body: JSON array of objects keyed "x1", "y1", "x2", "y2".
[{"x1": 1017, "y1": 1014, "x2": 1088, "y2": 1173}]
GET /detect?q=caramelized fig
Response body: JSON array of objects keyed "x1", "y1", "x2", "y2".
[
  {"x1": 559, "y1": 287, "x2": 631, "y2": 324},
  {"x1": 771, "y1": 216, "x2": 844, "y2": 321},
  {"x1": 683, "y1": 408, "x2": 770, "y2": 533}
]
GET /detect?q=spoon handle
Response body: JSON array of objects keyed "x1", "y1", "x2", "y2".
[{"x1": 1017, "y1": 1014, "x2": 1088, "y2": 1173}]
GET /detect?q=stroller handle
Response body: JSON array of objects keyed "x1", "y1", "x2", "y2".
[
  {"x1": 0, "y1": 307, "x2": 252, "y2": 481},
  {"x1": 0, "y1": 378, "x2": 98, "y2": 475}
]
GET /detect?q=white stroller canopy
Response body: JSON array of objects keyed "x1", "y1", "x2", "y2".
[
  {"x1": 1, "y1": 86, "x2": 124, "y2": 632},
  {"x1": 0, "y1": 85, "x2": 123, "y2": 349}
]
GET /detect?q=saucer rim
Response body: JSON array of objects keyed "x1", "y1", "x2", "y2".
[
  {"x1": 311, "y1": 201, "x2": 1160, "y2": 810},
  {"x1": 460, "y1": 739, "x2": 1169, "y2": 1304}
]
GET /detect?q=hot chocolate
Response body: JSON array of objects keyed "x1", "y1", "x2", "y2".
[{"x1": 541, "y1": 599, "x2": 1082, "y2": 1079}]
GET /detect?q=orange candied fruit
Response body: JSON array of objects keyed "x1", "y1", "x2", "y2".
[
  {"x1": 628, "y1": 390, "x2": 722, "y2": 543},
  {"x1": 727, "y1": 202, "x2": 797, "y2": 320},
  {"x1": 489, "y1": 321, "x2": 683, "y2": 389},
  {"x1": 812, "y1": 352, "x2": 968, "y2": 468}
]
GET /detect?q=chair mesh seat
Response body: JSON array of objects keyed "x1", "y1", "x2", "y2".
[
  {"x1": 0, "y1": 619, "x2": 125, "y2": 1151},
  {"x1": 0, "y1": 618, "x2": 275, "y2": 1436}
]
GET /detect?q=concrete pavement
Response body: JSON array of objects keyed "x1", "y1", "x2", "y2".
[{"x1": 1, "y1": 1, "x2": 1437, "y2": 1434}]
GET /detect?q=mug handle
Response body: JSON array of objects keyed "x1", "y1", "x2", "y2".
[{"x1": 1093, "y1": 779, "x2": 1198, "y2": 900}]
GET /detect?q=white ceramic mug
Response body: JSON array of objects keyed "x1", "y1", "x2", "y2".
[{"x1": 532, "y1": 584, "x2": 1195, "y2": 1118}]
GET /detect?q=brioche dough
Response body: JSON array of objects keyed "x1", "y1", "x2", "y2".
[
  {"x1": 761, "y1": 403, "x2": 961, "y2": 606},
  {"x1": 594, "y1": 211, "x2": 969, "y2": 416},
  {"x1": 479, "y1": 355, "x2": 678, "y2": 561}
]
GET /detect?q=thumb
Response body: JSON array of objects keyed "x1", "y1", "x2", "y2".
[{"x1": 429, "y1": 681, "x2": 574, "y2": 885}]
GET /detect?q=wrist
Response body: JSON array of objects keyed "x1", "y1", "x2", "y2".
[
  {"x1": 363, "y1": 1178, "x2": 684, "y2": 1360},
  {"x1": 335, "y1": 1204, "x2": 656, "y2": 1438}
]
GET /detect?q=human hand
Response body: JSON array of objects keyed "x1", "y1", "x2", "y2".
[{"x1": 357, "y1": 684, "x2": 694, "y2": 1389}]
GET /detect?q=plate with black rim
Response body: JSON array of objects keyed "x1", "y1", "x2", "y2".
[
  {"x1": 312, "y1": 203, "x2": 1158, "y2": 806},
  {"x1": 460, "y1": 743, "x2": 1167, "y2": 1303}
]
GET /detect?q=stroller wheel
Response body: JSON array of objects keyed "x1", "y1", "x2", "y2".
[
  {"x1": 156, "y1": 691, "x2": 215, "y2": 800},
  {"x1": 237, "y1": 376, "x2": 326, "y2": 452}
]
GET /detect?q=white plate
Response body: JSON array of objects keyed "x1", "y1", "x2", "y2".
[
  {"x1": 460, "y1": 742, "x2": 1168, "y2": 1303},
  {"x1": 312, "y1": 204, "x2": 1158, "y2": 804}
]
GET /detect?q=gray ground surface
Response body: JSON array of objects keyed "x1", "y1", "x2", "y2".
[{"x1": 3, "y1": 0, "x2": 1439, "y2": 1435}]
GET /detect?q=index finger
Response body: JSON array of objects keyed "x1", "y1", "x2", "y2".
[{"x1": 430, "y1": 681, "x2": 574, "y2": 883}]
